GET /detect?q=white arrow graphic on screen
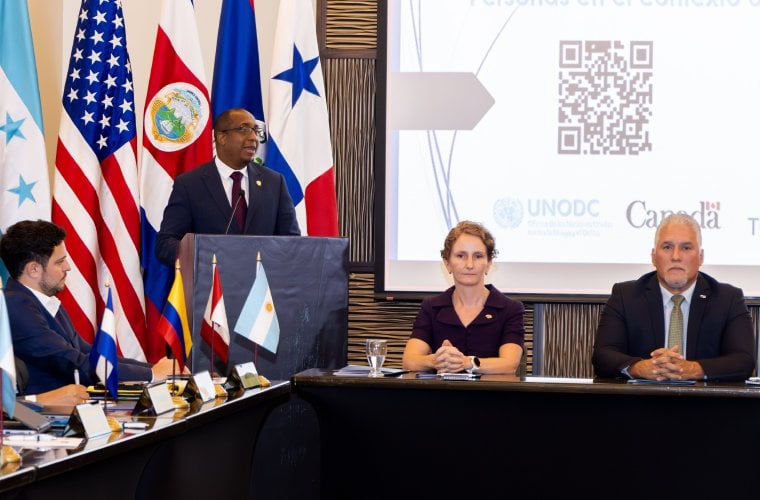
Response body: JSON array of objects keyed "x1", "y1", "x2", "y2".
[{"x1": 389, "y1": 72, "x2": 494, "y2": 130}]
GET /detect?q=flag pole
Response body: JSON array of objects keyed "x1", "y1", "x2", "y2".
[
  {"x1": 170, "y1": 260, "x2": 177, "y2": 391},
  {"x1": 210, "y1": 255, "x2": 216, "y2": 376},
  {"x1": 254, "y1": 252, "x2": 260, "y2": 366},
  {"x1": 0, "y1": 277, "x2": 4, "y2": 447},
  {"x1": 0, "y1": 371, "x2": 3, "y2": 448},
  {"x1": 103, "y1": 279, "x2": 110, "y2": 414}
]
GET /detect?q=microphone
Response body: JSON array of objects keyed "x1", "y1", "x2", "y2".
[{"x1": 224, "y1": 190, "x2": 246, "y2": 235}]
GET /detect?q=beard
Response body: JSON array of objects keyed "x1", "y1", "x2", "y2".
[{"x1": 40, "y1": 275, "x2": 66, "y2": 296}]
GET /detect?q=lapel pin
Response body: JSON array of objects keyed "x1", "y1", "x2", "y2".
[
  {"x1": 485, "y1": 314, "x2": 492, "y2": 319},
  {"x1": 256, "y1": 180, "x2": 262, "y2": 187},
  {"x1": 700, "y1": 294, "x2": 707, "y2": 299}
]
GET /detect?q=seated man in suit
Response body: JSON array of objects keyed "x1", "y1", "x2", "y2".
[
  {"x1": 0, "y1": 220, "x2": 181, "y2": 394},
  {"x1": 28, "y1": 385, "x2": 89, "y2": 406},
  {"x1": 15, "y1": 357, "x2": 89, "y2": 407},
  {"x1": 155, "y1": 107, "x2": 301, "y2": 266},
  {"x1": 592, "y1": 213, "x2": 755, "y2": 381}
]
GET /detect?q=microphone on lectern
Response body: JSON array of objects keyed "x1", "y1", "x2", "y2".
[{"x1": 224, "y1": 190, "x2": 246, "y2": 235}]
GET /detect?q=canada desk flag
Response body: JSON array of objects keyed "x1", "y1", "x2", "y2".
[{"x1": 234, "y1": 253, "x2": 280, "y2": 354}]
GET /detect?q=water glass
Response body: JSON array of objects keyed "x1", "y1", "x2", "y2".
[{"x1": 365, "y1": 339, "x2": 388, "y2": 377}]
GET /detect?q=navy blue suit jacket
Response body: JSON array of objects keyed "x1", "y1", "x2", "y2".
[
  {"x1": 592, "y1": 271, "x2": 755, "y2": 381},
  {"x1": 155, "y1": 160, "x2": 301, "y2": 266},
  {"x1": 4, "y1": 278, "x2": 152, "y2": 394}
]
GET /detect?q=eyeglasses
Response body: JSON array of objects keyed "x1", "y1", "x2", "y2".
[{"x1": 221, "y1": 125, "x2": 261, "y2": 137}]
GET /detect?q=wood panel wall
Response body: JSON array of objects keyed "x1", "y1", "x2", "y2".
[{"x1": 319, "y1": 0, "x2": 759, "y2": 377}]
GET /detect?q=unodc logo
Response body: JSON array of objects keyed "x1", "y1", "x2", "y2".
[
  {"x1": 145, "y1": 83, "x2": 209, "y2": 152},
  {"x1": 493, "y1": 198, "x2": 523, "y2": 229}
]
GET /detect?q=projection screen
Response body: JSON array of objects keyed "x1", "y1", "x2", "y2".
[{"x1": 376, "y1": 0, "x2": 760, "y2": 301}]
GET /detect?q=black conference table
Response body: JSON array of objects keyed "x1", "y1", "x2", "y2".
[
  {"x1": 0, "y1": 381, "x2": 289, "y2": 500},
  {"x1": 292, "y1": 369, "x2": 760, "y2": 499}
]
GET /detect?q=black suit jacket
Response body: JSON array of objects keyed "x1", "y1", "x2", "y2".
[
  {"x1": 592, "y1": 271, "x2": 755, "y2": 381},
  {"x1": 4, "y1": 278, "x2": 152, "y2": 394},
  {"x1": 155, "y1": 160, "x2": 301, "y2": 266}
]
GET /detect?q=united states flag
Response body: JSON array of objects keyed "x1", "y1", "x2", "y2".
[{"x1": 53, "y1": 0, "x2": 147, "y2": 361}]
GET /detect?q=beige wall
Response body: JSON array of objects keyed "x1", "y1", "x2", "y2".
[{"x1": 25, "y1": 0, "x2": 302, "y2": 182}]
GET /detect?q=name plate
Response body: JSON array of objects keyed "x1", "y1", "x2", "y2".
[
  {"x1": 226, "y1": 362, "x2": 261, "y2": 390},
  {"x1": 132, "y1": 382, "x2": 175, "y2": 415},
  {"x1": 182, "y1": 370, "x2": 216, "y2": 403},
  {"x1": 64, "y1": 403, "x2": 111, "y2": 438}
]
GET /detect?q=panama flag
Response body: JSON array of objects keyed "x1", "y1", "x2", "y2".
[
  {"x1": 155, "y1": 261, "x2": 192, "y2": 372},
  {"x1": 0, "y1": 279, "x2": 16, "y2": 418},
  {"x1": 0, "y1": 0, "x2": 51, "y2": 282},
  {"x1": 265, "y1": 0, "x2": 339, "y2": 236},
  {"x1": 200, "y1": 255, "x2": 230, "y2": 367},
  {"x1": 90, "y1": 286, "x2": 119, "y2": 399},
  {"x1": 234, "y1": 254, "x2": 280, "y2": 354},
  {"x1": 140, "y1": 0, "x2": 212, "y2": 362},
  {"x1": 53, "y1": 0, "x2": 147, "y2": 361}
]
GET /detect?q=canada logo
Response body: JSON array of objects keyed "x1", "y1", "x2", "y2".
[{"x1": 144, "y1": 83, "x2": 209, "y2": 152}]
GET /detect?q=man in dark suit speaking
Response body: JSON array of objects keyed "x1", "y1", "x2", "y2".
[
  {"x1": 155, "y1": 107, "x2": 300, "y2": 266},
  {"x1": 592, "y1": 213, "x2": 755, "y2": 382}
]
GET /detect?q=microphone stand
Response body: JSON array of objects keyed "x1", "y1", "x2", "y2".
[{"x1": 224, "y1": 191, "x2": 246, "y2": 235}]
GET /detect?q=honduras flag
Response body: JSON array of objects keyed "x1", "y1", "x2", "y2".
[
  {"x1": 0, "y1": 0, "x2": 51, "y2": 281},
  {"x1": 265, "y1": 0, "x2": 338, "y2": 236}
]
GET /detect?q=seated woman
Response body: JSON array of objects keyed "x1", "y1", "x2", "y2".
[{"x1": 402, "y1": 221, "x2": 524, "y2": 374}]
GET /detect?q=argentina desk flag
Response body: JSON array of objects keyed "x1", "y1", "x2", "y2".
[{"x1": 234, "y1": 254, "x2": 280, "y2": 354}]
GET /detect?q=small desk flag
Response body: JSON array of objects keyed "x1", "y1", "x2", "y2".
[
  {"x1": 0, "y1": 280, "x2": 16, "y2": 418},
  {"x1": 90, "y1": 286, "x2": 118, "y2": 399},
  {"x1": 200, "y1": 255, "x2": 230, "y2": 365},
  {"x1": 156, "y1": 262, "x2": 192, "y2": 372},
  {"x1": 234, "y1": 256, "x2": 280, "y2": 354}
]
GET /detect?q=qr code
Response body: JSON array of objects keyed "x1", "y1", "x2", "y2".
[{"x1": 558, "y1": 40, "x2": 653, "y2": 155}]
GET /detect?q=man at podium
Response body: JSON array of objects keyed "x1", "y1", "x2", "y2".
[{"x1": 155, "y1": 107, "x2": 300, "y2": 266}]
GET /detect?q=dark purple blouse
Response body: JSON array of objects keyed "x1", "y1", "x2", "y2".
[{"x1": 410, "y1": 285, "x2": 525, "y2": 357}]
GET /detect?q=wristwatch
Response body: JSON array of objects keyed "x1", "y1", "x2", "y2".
[{"x1": 466, "y1": 356, "x2": 481, "y2": 373}]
